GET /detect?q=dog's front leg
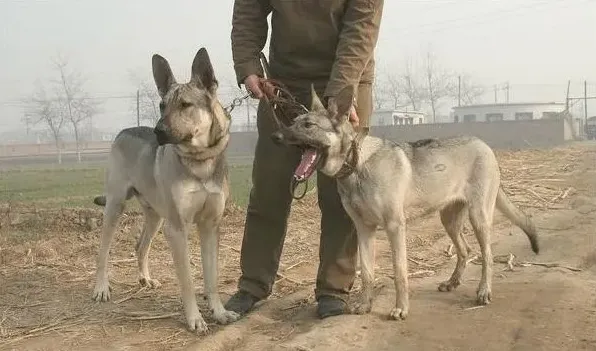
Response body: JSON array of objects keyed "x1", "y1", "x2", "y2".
[
  {"x1": 198, "y1": 221, "x2": 240, "y2": 325},
  {"x1": 386, "y1": 214, "x2": 409, "y2": 320},
  {"x1": 352, "y1": 222, "x2": 377, "y2": 315},
  {"x1": 163, "y1": 221, "x2": 207, "y2": 333}
]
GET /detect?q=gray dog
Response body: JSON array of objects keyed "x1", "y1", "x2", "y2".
[
  {"x1": 272, "y1": 85, "x2": 539, "y2": 321},
  {"x1": 91, "y1": 48, "x2": 239, "y2": 332}
]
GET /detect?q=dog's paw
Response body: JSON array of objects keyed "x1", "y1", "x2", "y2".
[
  {"x1": 213, "y1": 309, "x2": 240, "y2": 325},
  {"x1": 476, "y1": 286, "x2": 492, "y2": 305},
  {"x1": 186, "y1": 312, "x2": 209, "y2": 334},
  {"x1": 139, "y1": 277, "x2": 161, "y2": 289},
  {"x1": 438, "y1": 279, "x2": 460, "y2": 292},
  {"x1": 389, "y1": 306, "x2": 408, "y2": 320},
  {"x1": 92, "y1": 282, "x2": 112, "y2": 302},
  {"x1": 352, "y1": 301, "x2": 372, "y2": 315}
]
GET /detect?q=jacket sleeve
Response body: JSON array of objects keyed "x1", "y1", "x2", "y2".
[
  {"x1": 324, "y1": 0, "x2": 384, "y2": 101},
  {"x1": 231, "y1": 0, "x2": 272, "y2": 87}
]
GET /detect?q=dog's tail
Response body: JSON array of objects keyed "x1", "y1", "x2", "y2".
[
  {"x1": 496, "y1": 187, "x2": 539, "y2": 254},
  {"x1": 93, "y1": 195, "x2": 107, "y2": 206}
]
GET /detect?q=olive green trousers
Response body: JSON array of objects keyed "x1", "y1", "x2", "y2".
[{"x1": 236, "y1": 83, "x2": 372, "y2": 301}]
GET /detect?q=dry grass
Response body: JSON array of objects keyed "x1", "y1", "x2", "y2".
[{"x1": 0, "y1": 142, "x2": 593, "y2": 350}]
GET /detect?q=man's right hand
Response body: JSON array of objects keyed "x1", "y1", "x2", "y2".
[{"x1": 244, "y1": 74, "x2": 276, "y2": 99}]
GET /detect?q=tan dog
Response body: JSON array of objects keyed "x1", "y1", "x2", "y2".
[
  {"x1": 91, "y1": 48, "x2": 238, "y2": 332},
  {"x1": 272, "y1": 84, "x2": 539, "y2": 320}
]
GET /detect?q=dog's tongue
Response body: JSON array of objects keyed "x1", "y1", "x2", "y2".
[{"x1": 294, "y1": 149, "x2": 318, "y2": 181}]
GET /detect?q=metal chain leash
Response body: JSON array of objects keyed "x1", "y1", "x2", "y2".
[{"x1": 223, "y1": 92, "x2": 252, "y2": 118}]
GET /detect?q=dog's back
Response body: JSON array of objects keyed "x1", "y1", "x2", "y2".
[{"x1": 94, "y1": 126, "x2": 160, "y2": 206}]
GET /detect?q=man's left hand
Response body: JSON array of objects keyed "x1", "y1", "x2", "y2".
[{"x1": 348, "y1": 105, "x2": 359, "y2": 128}]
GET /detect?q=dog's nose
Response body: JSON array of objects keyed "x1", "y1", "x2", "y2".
[
  {"x1": 271, "y1": 131, "x2": 284, "y2": 145},
  {"x1": 154, "y1": 123, "x2": 169, "y2": 145}
]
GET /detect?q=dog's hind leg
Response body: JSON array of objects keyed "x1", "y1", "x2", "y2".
[
  {"x1": 198, "y1": 220, "x2": 240, "y2": 325},
  {"x1": 385, "y1": 211, "x2": 409, "y2": 320},
  {"x1": 352, "y1": 221, "x2": 377, "y2": 315},
  {"x1": 468, "y1": 202, "x2": 494, "y2": 305},
  {"x1": 136, "y1": 204, "x2": 163, "y2": 289},
  {"x1": 92, "y1": 191, "x2": 127, "y2": 302},
  {"x1": 438, "y1": 202, "x2": 469, "y2": 292}
]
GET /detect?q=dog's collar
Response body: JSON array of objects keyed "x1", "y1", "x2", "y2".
[
  {"x1": 334, "y1": 131, "x2": 365, "y2": 179},
  {"x1": 175, "y1": 132, "x2": 230, "y2": 162}
]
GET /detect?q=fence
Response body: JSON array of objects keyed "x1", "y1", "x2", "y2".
[{"x1": 0, "y1": 119, "x2": 573, "y2": 159}]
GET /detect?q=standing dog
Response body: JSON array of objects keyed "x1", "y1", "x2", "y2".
[
  {"x1": 272, "y1": 85, "x2": 539, "y2": 320},
  {"x1": 91, "y1": 48, "x2": 239, "y2": 332}
]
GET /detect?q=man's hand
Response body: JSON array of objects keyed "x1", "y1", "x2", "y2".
[
  {"x1": 244, "y1": 74, "x2": 276, "y2": 99},
  {"x1": 348, "y1": 105, "x2": 359, "y2": 128}
]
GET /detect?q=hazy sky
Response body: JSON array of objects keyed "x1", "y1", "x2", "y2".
[{"x1": 0, "y1": 0, "x2": 595, "y2": 134}]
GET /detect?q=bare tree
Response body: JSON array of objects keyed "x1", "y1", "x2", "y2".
[
  {"x1": 382, "y1": 73, "x2": 402, "y2": 110},
  {"x1": 128, "y1": 70, "x2": 161, "y2": 125},
  {"x1": 423, "y1": 51, "x2": 453, "y2": 123},
  {"x1": 449, "y1": 74, "x2": 486, "y2": 106},
  {"x1": 388, "y1": 58, "x2": 426, "y2": 111},
  {"x1": 28, "y1": 84, "x2": 66, "y2": 164},
  {"x1": 372, "y1": 66, "x2": 388, "y2": 110},
  {"x1": 52, "y1": 55, "x2": 101, "y2": 162}
]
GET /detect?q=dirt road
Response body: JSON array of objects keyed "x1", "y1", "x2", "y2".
[
  {"x1": 1, "y1": 142, "x2": 595, "y2": 351},
  {"x1": 194, "y1": 199, "x2": 596, "y2": 351}
]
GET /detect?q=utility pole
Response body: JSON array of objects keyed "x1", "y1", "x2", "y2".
[
  {"x1": 246, "y1": 98, "x2": 251, "y2": 131},
  {"x1": 494, "y1": 85, "x2": 497, "y2": 103},
  {"x1": 458, "y1": 75, "x2": 461, "y2": 107},
  {"x1": 505, "y1": 82, "x2": 510, "y2": 103},
  {"x1": 585, "y1": 80, "x2": 589, "y2": 132},
  {"x1": 136, "y1": 89, "x2": 140, "y2": 127},
  {"x1": 565, "y1": 80, "x2": 571, "y2": 112}
]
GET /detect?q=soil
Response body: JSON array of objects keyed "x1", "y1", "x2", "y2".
[{"x1": 1, "y1": 142, "x2": 595, "y2": 351}]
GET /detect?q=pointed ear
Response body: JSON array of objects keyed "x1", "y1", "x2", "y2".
[
  {"x1": 191, "y1": 47, "x2": 218, "y2": 94},
  {"x1": 152, "y1": 54, "x2": 177, "y2": 98},
  {"x1": 328, "y1": 85, "x2": 355, "y2": 123},
  {"x1": 310, "y1": 84, "x2": 326, "y2": 113}
]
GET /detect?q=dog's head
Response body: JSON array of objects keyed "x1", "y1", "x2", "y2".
[
  {"x1": 272, "y1": 84, "x2": 356, "y2": 179},
  {"x1": 152, "y1": 48, "x2": 229, "y2": 149}
]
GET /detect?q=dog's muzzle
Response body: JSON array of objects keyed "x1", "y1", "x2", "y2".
[
  {"x1": 154, "y1": 122, "x2": 174, "y2": 146},
  {"x1": 271, "y1": 131, "x2": 284, "y2": 145}
]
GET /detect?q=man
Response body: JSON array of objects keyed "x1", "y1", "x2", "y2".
[{"x1": 225, "y1": 0, "x2": 384, "y2": 319}]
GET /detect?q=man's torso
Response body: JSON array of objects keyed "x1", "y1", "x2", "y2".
[{"x1": 267, "y1": 0, "x2": 375, "y2": 91}]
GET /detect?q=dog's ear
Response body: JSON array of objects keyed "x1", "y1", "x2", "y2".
[
  {"x1": 310, "y1": 84, "x2": 326, "y2": 113},
  {"x1": 191, "y1": 47, "x2": 218, "y2": 94},
  {"x1": 328, "y1": 85, "x2": 355, "y2": 122},
  {"x1": 152, "y1": 54, "x2": 177, "y2": 98}
]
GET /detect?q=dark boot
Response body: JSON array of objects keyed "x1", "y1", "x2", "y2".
[
  {"x1": 224, "y1": 290, "x2": 261, "y2": 316},
  {"x1": 317, "y1": 295, "x2": 349, "y2": 319}
]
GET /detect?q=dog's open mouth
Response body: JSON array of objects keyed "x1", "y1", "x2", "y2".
[{"x1": 294, "y1": 148, "x2": 321, "y2": 181}]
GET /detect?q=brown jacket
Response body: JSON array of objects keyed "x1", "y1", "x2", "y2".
[{"x1": 231, "y1": 0, "x2": 384, "y2": 99}]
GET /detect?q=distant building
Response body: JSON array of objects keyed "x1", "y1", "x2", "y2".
[
  {"x1": 450, "y1": 102, "x2": 566, "y2": 123},
  {"x1": 371, "y1": 109, "x2": 426, "y2": 126}
]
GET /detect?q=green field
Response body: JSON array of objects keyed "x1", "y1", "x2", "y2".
[{"x1": 0, "y1": 164, "x2": 254, "y2": 209}]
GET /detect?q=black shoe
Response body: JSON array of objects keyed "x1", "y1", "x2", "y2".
[
  {"x1": 316, "y1": 295, "x2": 348, "y2": 319},
  {"x1": 224, "y1": 290, "x2": 260, "y2": 316}
]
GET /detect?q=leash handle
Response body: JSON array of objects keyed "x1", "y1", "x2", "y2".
[{"x1": 290, "y1": 177, "x2": 309, "y2": 200}]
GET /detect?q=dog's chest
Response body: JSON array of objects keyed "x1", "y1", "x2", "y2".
[{"x1": 337, "y1": 182, "x2": 383, "y2": 227}]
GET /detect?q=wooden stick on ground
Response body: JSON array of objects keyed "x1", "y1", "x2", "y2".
[
  {"x1": 519, "y1": 261, "x2": 582, "y2": 272},
  {"x1": 124, "y1": 312, "x2": 180, "y2": 321}
]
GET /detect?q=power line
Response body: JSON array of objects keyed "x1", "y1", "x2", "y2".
[{"x1": 382, "y1": 0, "x2": 586, "y2": 39}]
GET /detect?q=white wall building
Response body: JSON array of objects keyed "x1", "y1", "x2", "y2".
[
  {"x1": 371, "y1": 109, "x2": 426, "y2": 126},
  {"x1": 450, "y1": 102, "x2": 566, "y2": 123}
]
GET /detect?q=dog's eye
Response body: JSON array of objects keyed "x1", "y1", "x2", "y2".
[
  {"x1": 304, "y1": 121, "x2": 315, "y2": 129},
  {"x1": 180, "y1": 101, "x2": 193, "y2": 109}
]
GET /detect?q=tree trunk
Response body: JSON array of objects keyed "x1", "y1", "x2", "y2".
[
  {"x1": 56, "y1": 141, "x2": 62, "y2": 165},
  {"x1": 431, "y1": 100, "x2": 437, "y2": 124},
  {"x1": 73, "y1": 123, "x2": 81, "y2": 163}
]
